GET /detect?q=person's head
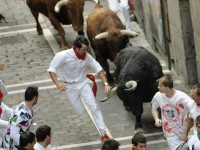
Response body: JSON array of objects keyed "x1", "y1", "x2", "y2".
[
  {"x1": 36, "y1": 125, "x2": 52, "y2": 146},
  {"x1": 19, "y1": 131, "x2": 36, "y2": 150},
  {"x1": 101, "y1": 139, "x2": 120, "y2": 150},
  {"x1": 25, "y1": 86, "x2": 39, "y2": 106},
  {"x1": 132, "y1": 133, "x2": 146, "y2": 150},
  {"x1": 196, "y1": 115, "x2": 200, "y2": 133},
  {"x1": 73, "y1": 36, "x2": 89, "y2": 56},
  {"x1": 158, "y1": 74, "x2": 173, "y2": 93},
  {"x1": 190, "y1": 83, "x2": 200, "y2": 104}
]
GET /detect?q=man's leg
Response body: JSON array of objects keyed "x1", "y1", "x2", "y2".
[
  {"x1": 65, "y1": 89, "x2": 85, "y2": 116},
  {"x1": 166, "y1": 134, "x2": 182, "y2": 150},
  {"x1": 121, "y1": 0, "x2": 131, "y2": 29},
  {"x1": 108, "y1": 0, "x2": 118, "y2": 13},
  {"x1": 80, "y1": 84, "x2": 106, "y2": 135}
]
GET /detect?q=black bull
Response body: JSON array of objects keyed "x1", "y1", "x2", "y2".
[{"x1": 102, "y1": 46, "x2": 164, "y2": 133}]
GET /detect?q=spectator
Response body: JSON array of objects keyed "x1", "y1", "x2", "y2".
[
  {"x1": 0, "y1": 64, "x2": 13, "y2": 147},
  {"x1": 101, "y1": 139, "x2": 120, "y2": 150},
  {"x1": 151, "y1": 74, "x2": 195, "y2": 150},
  {"x1": 3, "y1": 86, "x2": 39, "y2": 149},
  {"x1": 188, "y1": 115, "x2": 200, "y2": 150},
  {"x1": 18, "y1": 131, "x2": 36, "y2": 150},
  {"x1": 48, "y1": 36, "x2": 111, "y2": 142},
  {"x1": 188, "y1": 84, "x2": 200, "y2": 132},
  {"x1": 107, "y1": 0, "x2": 131, "y2": 30},
  {"x1": 0, "y1": 80, "x2": 13, "y2": 147},
  {"x1": 34, "y1": 125, "x2": 51, "y2": 150},
  {"x1": 182, "y1": 83, "x2": 200, "y2": 145},
  {"x1": 130, "y1": 133, "x2": 146, "y2": 150}
]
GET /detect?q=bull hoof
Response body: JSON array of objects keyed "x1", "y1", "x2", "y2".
[
  {"x1": 37, "y1": 30, "x2": 43, "y2": 35},
  {"x1": 134, "y1": 128, "x2": 144, "y2": 135},
  {"x1": 124, "y1": 106, "x2": 131, "y2": 112}
]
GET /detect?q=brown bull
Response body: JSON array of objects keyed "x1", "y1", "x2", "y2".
[
  {"x1": 87, "y1": 3, "x2": 138, "y2": 85},
  {"x1": 26, "y1": 0, "x2": 97, "y2": 49}
]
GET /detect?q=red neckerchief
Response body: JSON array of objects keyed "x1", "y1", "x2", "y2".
[
  {"x1": 86, "y1": 74, "x2": 97, "y2": 97},
  {"x1": 73, "y1": 48, "x2": 86, "y2": 60},
  {"x1": 0, "y1": 91, "x2": 3, "y2": 116},
  {"x1": 130, "y1": 147, "x2": 135, "y2": 150},
  {"x1": 197, "y1": 103, "x2": 200, "y2": 106}
]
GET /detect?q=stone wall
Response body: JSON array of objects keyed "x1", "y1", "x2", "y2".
[
  {"x1": 190, "y1": 0, "x2": 200, "y2": 82},
  {"x1": 133, "y1": 0, "x2": 155, "y2": 49},
  {"x1": 168, "y1": 0, "x2": 197, "y2": 86},
  {"x1": 134, "y1": 0, "x2": 198, "y2": 86}
]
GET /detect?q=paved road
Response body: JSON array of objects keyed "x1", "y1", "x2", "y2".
[{"x1": 0, "y1": 0, "x2": 190, "y2": 150}]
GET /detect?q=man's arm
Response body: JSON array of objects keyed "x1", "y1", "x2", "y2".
[
  {"x1": 10, "y1": 124, "x2": 21, "y2": 145},
  {"x1": 98, "y1": 70, "x2": 111, "y2": 93},
  {"x1": 1, "y1": 102, "x2": 13, "y2": 117},
  {"x1": 151, "y1": 106, "x2": 162, "y2": 127},
  {"x1": 181, "y1": 117, "x2": 194, "y2": 141},
  {"x1": 49, "y1": 72, "x2": 66, "y2": 91}
]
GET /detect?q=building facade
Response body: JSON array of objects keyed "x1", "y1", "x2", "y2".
[{"x1": 133, "y1": 0, "x2": 199, "y2": 87}]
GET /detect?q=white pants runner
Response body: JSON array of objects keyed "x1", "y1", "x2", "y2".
[
  {"x1": 108, "y1": 0, "x2": 130, "y2": 29},
  {"x1": 65, "y1": 84, "x2": 106, "y2": 135}
]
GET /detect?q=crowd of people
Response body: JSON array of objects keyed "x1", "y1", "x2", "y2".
[
  {"x1": 1, "y1": 35, "x2": 200, "y2": 150},
  {"x1": 0, "y1": 64, "x2": 52, "y2": 150}
]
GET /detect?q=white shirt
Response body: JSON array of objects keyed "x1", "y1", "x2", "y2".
[
  {"x1": 1, "y1": 102, "x2": 13, "y2": 119},
  {"x1": 3, "y1": 102, "x2": 33, "y2": 149},
  {"x1": 34, "y1": 143, "x2": 51, "y2": 150},
  {"x1": 47, "y1": 48, "x2": 102, "y2": 90},
  {"x1": 151, "y1": 90, "x2": 195, "y2": 137},
  {"x1": 189, "y1": 105, "x2": 200, "y2": 134},
  {"x1": 188, "y1": 134, "x2": 200, "y2": 150}
]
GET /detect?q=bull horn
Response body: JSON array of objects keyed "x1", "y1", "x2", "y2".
[
  {"x1": 85, "y1": 0, "x2": 99, "y2": 3},
  {"x1": 55, "y1": 0, "x2": 68, "y2": 13},
  {"x1": 125, "y1": 80, "x2": 137, "y2": 91},
  {"x1": 120, "y1": 30, "x2": 138, "y2": 37},
  {"x1": 95, "y1": 32, "x2": 108, "y2": 40},
  {"x1": 99, "y1": 87, "x2": 117, "y2": 102}
]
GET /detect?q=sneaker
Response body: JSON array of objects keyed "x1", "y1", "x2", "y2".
[{"x1": 101, "y1": 134, "x2": 110, "y2": 142}]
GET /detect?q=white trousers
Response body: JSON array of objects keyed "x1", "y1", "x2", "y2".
[
  {"x1": 108, "y1": 0, "x2": 131, "y2": 29},
  {"x1": 65, "y1": 84, "x2": 106, "y2": 135},
  {"x1": 166, "y1": 133, "x2": 182, "y2": 150}
]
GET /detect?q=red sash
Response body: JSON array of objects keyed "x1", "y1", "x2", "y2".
[{"x1": 86, "y1": 74, "x2": 97, "y2": 97}]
